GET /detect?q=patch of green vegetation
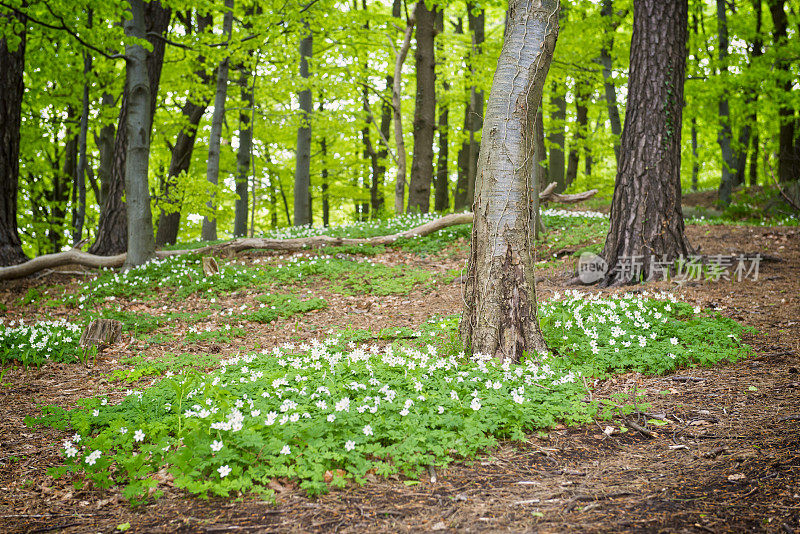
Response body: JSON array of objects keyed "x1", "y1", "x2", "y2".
[
  {"x1": 107, "y1": 352, "x2": 222, "y2": 383},
  {"x1": 29, "y1": 292, "x2": 753, "y2": 503},
  {"x1": 0, "y1": 319, "x2": 83, "y2": 367},
  {"x1": 393, "y1": 224, "x2": 472, "y2": 256},
  {"x1": 17, "y1": 287, "x2": 45, "y2": 306},
  {"x1": 184, "y1": 324, "x2": 246, "y2": 345},
  {"x1": 243, "y1": 293, "x2": 328, "y2": 323}
]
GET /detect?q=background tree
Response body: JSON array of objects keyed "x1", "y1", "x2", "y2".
[{"x1": 599, "y1": 0, "x2": 691, "y2": 287}]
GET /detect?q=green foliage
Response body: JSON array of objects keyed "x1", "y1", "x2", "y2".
[
  {"x1": 0, "y1": 319, "x2": 83, "y2": 367},
  {"x1": 108, "y1": 352, "x2": 222, "y2": 384},
  {"x1": 244, "y1": 293, "x2": 328, "y2": 323},
  {"x1": 31, "y1": 293, "x2": 752, "y2": 503}
]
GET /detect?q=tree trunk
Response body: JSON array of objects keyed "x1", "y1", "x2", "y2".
[
  {"x1": 122, "y1": 0, "x2": 158, "y2": 268},
  {"x1": 433, "y1": 9, "x2": 449, "y2": 212},
  {"x1": 600, "y1": 0, "x2": 622, "y2": 164},
  {"x1": 453, "y1": 17, "x2": 469, "y2": 211},
  {"x1": 52, "y1": 109, "x2": 76, "y2": 253},
  {"x1": 716, "y1": 0, "x2": 735, "y2": 206},
  {"x1": 460, "y1": 0, "x2": 559, "y2": 362},
  {"x1": 234, "y1": 56, "x2": 254, "y2": 237},
  {"x1": 392, "y1": 9, "x2": 415, "y2": 214},
  {"x1": 465, "y1": 3, "x2": 485, "y2": 209},
  {"x1": 749, "y1": 133, "x2": 759, "y2": 187},
  {"x1": 96, "y1": 93, "x2": 115, "y2": 209},
  {"x1": 374, "y1": 76, "x2": 391, "y2": 214},
  {"x1": 90, "y1": 0, "x2": 170, "y2": 256},
  {"x1": 202, "y1": 0, "x2": 234, "y2": 241},
  {"x1": 768, "y1": 0, "x2": 797, "y2": 183},
  {"x1": 73, "y1": 26, "x2": 92, "y2": 246},
  {"x1": 600, "y1": 0, "x2": 691, "y2": 287},
  {"x1": 734, "y1": 0, "x2": 763, "y2": 189},
  {"x1": 548, "y1": 81, "x2": 567, "y2": 192},
  {"x1": 565, "y1": 81, "x2": 589, "y2": 188},
  {"x1": 155, "y1": 12, "x2": 212, "y2": 247},
  {"x1": 0, "y1": 9, "x2": 28, "y2": 266},
  {"x1": 294, "y1": 28, "x2": 313, "y2": 226},
  {"x1": 407, "y1": 1, "x2": 437, "y2": 213},
  {"x1": 691, "y1": 116, "x2": 699, "y2": 191}
]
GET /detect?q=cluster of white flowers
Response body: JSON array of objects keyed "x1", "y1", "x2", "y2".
[
  {"x1": 0, "y1": 319, "x2": 82, "y2": 363},
  {"x1": 541, "y1": 208, "x2": 607, "y2": 220}
]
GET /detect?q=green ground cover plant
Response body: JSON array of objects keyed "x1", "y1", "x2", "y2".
[
  {"x1": 0, "y1": 319, "x2": 83, "y2": 367},
  {"x1": 29, "y1": 291, "x2": 752, "y2": 503}
]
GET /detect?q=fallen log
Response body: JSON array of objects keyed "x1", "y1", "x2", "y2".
[{"x1": 0, "y1": 184, "x2": 598, "y2": 281}]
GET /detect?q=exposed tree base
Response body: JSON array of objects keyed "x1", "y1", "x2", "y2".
[{"x1": 0, "y1": 184, "x2": 597, "y2": 281}]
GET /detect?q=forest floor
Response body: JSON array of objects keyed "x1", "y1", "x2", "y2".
[{"x1": 0, "y1": 221, "x2": 798, "y2": 533}]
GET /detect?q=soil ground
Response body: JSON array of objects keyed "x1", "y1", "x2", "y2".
[{"x1": 0, "y1": 223, "x2": 798, "y2": 533}]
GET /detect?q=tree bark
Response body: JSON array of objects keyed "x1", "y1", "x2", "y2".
[
  {"x1": 465, "y1": 3, "x2": 485, "y2": 209},
  {"x1": 96, "y1": 93, "x2": 115, "y2": 209},
  {"x1": 155, "y1": 12, "x2": 212, "y2": 247},
  {"x1": 90, "y1": 0, "x2": 170, "y2": 256},
  {"x1": 600, "y1": 0, "x2": 691, "y2": 287},
  {"x1": 407, "y1": 1, "x2": 437, "y2": 213},
  {"x1": 234, "y1": 53, "x2": 254, "y2": 237},
  {"x1": 767, "y1": 0, "x2": 798, "y2": 184},
  {"x1": 0, "y1": 8, "x2": 28, "y2": 266},
  {"x1": 52, "y1": 109, "x2": 76, "y2": 253},
  {"x1": 565, "y1": 81, "x2": 589, "y2": 188},
  {"x1": 600, "y1": 0, "x2": 622, "y2": 164},
  {"x1": 716, "y1": 0, "x2": 735, "y2": 206},
  {"x1": 294, "y1": 27, "x2": 313, "y2": 226},
  {"x1": 433, "y1": 9, "x2": 449, "y2": 212},
  {"x1": 460, "y1": 0, "x2": 559, "y2": 362},
  {"x1": 122, "y1": 0, "x2": 157, "y2": 269},
  {"x1": 202, "y1": 0, "x2": 235, "y2": 241},
  {"x1": 733, "y1": 0, "x2": 763, "y2": 188},
  {"x1": 73, "y1": 22, "x2": 92, "y2": 246},
  {"x1": 548, "y1": 81, "x2": 567, "y2": 192},
  {"x1": 392, "y1": 8, "x2": 415, "y2": 214}
]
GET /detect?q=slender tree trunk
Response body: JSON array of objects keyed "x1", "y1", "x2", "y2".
[
  {"x1": 90, "y1": 1, "x2": 170, "y2": 255},
  {"x1": 294, "y1": 28, "x2": 313, "y2": 226},
  {"x1": 460, "y1": 0, "x2": 559, "y2": 362},
  {"x1": 407, "y1": 1, "x2": 437, "y2": 213},
  {"x1": 533, "y1": 106, "x2": 547, "y2": 239},
  {"x1": 691, "y1": 116, "x2": 699, "y2": 191},
  {"x1": 432, "y1": 9, "x2": 449, "y2": 212},
  {"x1": 96, "y1": 93, "x2": 115, "y2": 208},
  {"x1": 234, "y1": 54, "x2": 254, "y2": 237},
  {"x1": 0, "y1": 8, "x2": 28, "y2": 266},
  {"x1": 736, "y1": 1, "x2": 763, "y2": 189},
  {"x1": 321, "y1": 135, "x2": 329, "y2": 227},
  {"x1": 202, "y1": 0, "x2": 234, "y2": 241},
  {"x1": 155, "y1": 12, "x2": 212, "y2": 247},
  {"x1": 453, "y1": 17, "x2": 470, "y2": 211},
  {"x1": 749, "y1": 133, "x2": 759, "y2": 186},
  {"x1": 767, "y1": 0, "x2": 797, "y2": 183},
  {"x1": 716, "y1": 0, "x2": 735, "y2": 205},
  {"x1": 548, "y1": 81, "x2": 567, "y2": 192},
  {"x1": 565, "y1": 81, "x2": 589, "y2": 188},
  {"x1": 465, "y1": 3, "x2": 485, "y2": 208},
  {"x1": 374, "y1": 76, "x2": 391, "y2": 214},
  {"x1": 122, "y1": 0, "x2": 157, "y2": 268},
  {"x1": 600, "y1": 0, "x2": 622, "y2": 164},
  {"x1": 393, "y1": 8, "x2": 416, "y2": 213},
  {"x1": 53, "y1": 111, "x2": 77, "y2": 252},
  {"x1": 600, "y1": 0, "x2": 691, "y2": 287},
  {"x1": 72, "y1": 16, "x2": 92, "y2": 246}
]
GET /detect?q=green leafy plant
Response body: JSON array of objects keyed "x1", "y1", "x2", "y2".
[{"x1": 0, "y1": 319, "x2": 83, "y2": 367}]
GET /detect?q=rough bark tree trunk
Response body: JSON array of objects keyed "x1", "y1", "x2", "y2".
[
  {"x1": 599, "y1": 0, "x2": 691, "y2": 287},
  {"x1": 90, "y1": 0, "x2": 170, "y2": 256},
  {"x1": 294, "y1": 27, "x2": 313, "y2": 226},
  {"x1": 202, "y1": 0, "x2": 234, "y2": 241},
  {"x1": 0, "y1": 8, "x2": 28, "y2": 266},
  {"x1": 460, "y1": 0, "x2": 559, "y2": 362},
  {"x1": 407, "y1": 1, "x2": 437, "y2": 213},
  {"x1": 122, "y1": 0, "x2": 158, "y2": 268}
]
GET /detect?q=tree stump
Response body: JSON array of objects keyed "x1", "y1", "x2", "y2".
[{"x1": 79, "y1": 319, "x2": 122, "y2": 366}]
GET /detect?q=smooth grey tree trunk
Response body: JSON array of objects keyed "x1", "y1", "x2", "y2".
[
  {"x1": 716, "y1": 0, "x2": 735, "y2": 206},
  {"x1": 122, "y1": 0, "x2": 156, "y2": 268},
  {"x1": 460, "y1": 0, "x2": 559, "y2": 362},
  {"x1": 202, "y1": 0, "x2": 234, "y2": 241},
  {"x1": 294, "y1": 28, "x2": 313, "y2": 226}
]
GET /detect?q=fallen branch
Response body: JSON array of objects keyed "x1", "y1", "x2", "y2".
[{"x1": 0, "y1": 185, "x2": 599, "y2": 282}]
